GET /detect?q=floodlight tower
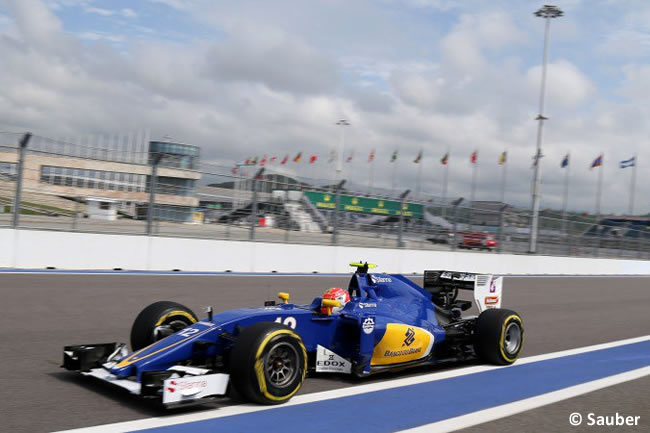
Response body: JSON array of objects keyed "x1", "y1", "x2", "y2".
[
  {"x1": 335, "y1": 119, "x2": 350, "y2": 183},
  {"x1": 528, "y1": 4, "x2": 563, "y2": 254}
]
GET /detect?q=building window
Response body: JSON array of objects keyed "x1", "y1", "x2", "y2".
[
  {"x1": 99, "y1": 202, "x2": 111, "y2": 210},
  {"x1": 38, "y1": 165, "x2": 193, "y2": 197}
]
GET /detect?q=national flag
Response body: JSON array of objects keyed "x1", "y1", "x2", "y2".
[
  {"x1": 368, "y1": 149, "x2": 375, "y2": 163},
  {"x1": 309, "y1": 155, "x2": 317, "y2": 164},
  {"x1": 561, "y1": 153, "x2": 569, "y2": 168},
  {"x1": 259, "y1": 155, "x2": 267, "y2": 167},
  {"x1": 531, "y1": 152, "x2": 541, "y2": 168},
  {"x1": 232, "y1": 166, "x2": 238, "y2": 175},
  {"x1": 620, "y1": 156, "x2": 635, "y2": 169},
  {"x1": 346, "y1": 150, "x2": 354, "y2": 163},
  {"x1": 293, "y1": 152, "x2": 302, "y2": 163},
  {"x1": 328, "y1": 149, "x2": 336, "y2": 163},
  {"x1": 270, "y1": 156, "x2": 277, "y2": 163},
  {"x1": 281, "y1": 154, "x2": 289, "y2": 165},
  {"x1": 413, "y1": 150, "x2": 422, "y2": 164},
  {"x1": 250, "y1": 156, "x2": 257, "y2": 165},
  {"x1": 390, "y1": 150, "x2": 398, "y2": 162},
  {"x1": 244, "y1": 157, "x2": 250, "y2": 165},
  {"x1": 498, "y1": 151, "x2": 507, "y2": 165},
  {"x1": 441, "y1": 152, "x2": 449, "y2": 165},
  {"x1": 590, "y1": 154, "x2": 603, "y2": 169},
  {"x1": 470, "y1": 151, "x2": 477, "y2": 164}
]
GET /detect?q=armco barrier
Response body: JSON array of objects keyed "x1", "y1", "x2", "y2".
[{"x1": 2, "y1": 228, "x2": 650, "y2": 275}]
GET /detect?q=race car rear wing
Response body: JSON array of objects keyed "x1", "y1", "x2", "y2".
[{"x1": 423, "y1": 270, "x2": 503, "y2": 312}]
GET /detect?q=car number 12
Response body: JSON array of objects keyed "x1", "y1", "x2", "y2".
[{"x1": 274, "y1": 316, "x2": 297, "y2": 329}]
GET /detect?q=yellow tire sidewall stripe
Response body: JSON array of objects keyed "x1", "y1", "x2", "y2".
[
  {"x1": 499, "y1": 314, "x2": 524, "y2": 363},
  {"x1": 154, "y1": 310, "x2": 197, "y2": 327},
  {"x1": 253, "y1": 329, "x2": 307, "y2": 402}
]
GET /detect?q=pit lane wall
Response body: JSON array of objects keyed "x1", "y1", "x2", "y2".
[{"x1": 1, "y1": 228, "x2": 650, "y2": 275}]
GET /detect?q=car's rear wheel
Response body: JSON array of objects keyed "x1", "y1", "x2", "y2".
[
  {"x1": 474, "y1": 308, "x2": 524, "y2": 365},
  {"x1": 130, "y1": 301, "x2": 198, "y2": 351},
  {"x1": 230, "y1": 322, "x2": 307, "y2": 405}
]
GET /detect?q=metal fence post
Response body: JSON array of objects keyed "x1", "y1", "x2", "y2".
[
  {"x1": 397, "y1": 189, "x2": 410, "y2": 248},
  {"x1": 12, "y1": 133, "x2": 31, "y2": 228},
  {"x1": 72, "y1": 197, "x2": 80, "y2": 231},
  {"x1": 450, "y1": 198, "x2": 463, "y2": 252},
  {"x1": 249, "y1": 168, "x2": 265, "y2": 241},
  {"x1": 497, "y1": 204, "x2": 507, "y2": 253},
  {"x1": 331, "y1": 180, "x2": 345, "y2": 245},
  {"x1": 567, "y1": 218, "x2": 574, "y2": 256},
  {"x1": 146, "y1": 153, "x2": 162, "y2": 235}
]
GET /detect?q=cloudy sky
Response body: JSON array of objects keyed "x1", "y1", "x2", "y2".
[{"x1": 0, "y1": 0, "x2": 648, "y2": 214}]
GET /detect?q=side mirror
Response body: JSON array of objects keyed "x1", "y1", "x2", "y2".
[
  {"x1": 277, "y1": 292, "x2": 290, "y2": 304},
  {"x1": 321, "y1": 299, "x2": 341, "y2": 315}
]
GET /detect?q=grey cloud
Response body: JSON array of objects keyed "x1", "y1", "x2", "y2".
[{"x1": 201, "y1": 30, "x2": 339, "y2": 95}]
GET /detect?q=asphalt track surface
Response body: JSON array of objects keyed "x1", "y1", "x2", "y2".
[{"x1": 0, "y1": 274, "x2": 648, "y2": 433}]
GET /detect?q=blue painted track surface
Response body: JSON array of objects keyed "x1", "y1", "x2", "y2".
[{"x1": 132, "y1": 340, "x2": 650, "y2": 433}]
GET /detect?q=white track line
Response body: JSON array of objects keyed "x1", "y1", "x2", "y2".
[
  {"x1": 53, "y1": 335, "x2": 650, "y2": 433},
  {"x1": 399, "y1": 366, "x2": 650, "y2": 433}
]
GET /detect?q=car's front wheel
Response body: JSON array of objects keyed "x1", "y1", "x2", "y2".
[
  {"x1": 474, "y1": 308, "x2": 524, "y2": 365},
  {"x1": 130, "y1": 301, "x2": 198, "y2": 351},
  {"x1": 230, "y1": 322, "x2": 307, "y2": 405}
]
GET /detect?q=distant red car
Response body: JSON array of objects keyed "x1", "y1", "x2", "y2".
[{"x1": 457, "y1": 232, "x2": 498, "y2": 251}]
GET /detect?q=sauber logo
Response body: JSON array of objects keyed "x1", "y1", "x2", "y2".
[
  {"x1": 370, "y1": 275, "x2": 392, "y2": 284},
  {"x1": 362, "y1": 317, "x2": 375, "y2": 334},
  {"x1": 484, "y1": 296, "x2": 499, "y2": 305},
  {"x1": 402, "y1": 328, "x2": 415, "y2": 347}
]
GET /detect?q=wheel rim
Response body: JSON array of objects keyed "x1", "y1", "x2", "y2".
[
  {"x1": 264, "y1": 341, "x2": 299, "y2": 388},
  {"x1": 153, "y1": 319, "x2": 191, "y2": 340},
  {"x1": 503, "y1": 321, "x2": 522, "y2": 355}
]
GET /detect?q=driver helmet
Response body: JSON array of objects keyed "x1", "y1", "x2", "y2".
[{"x1": 321, "y1": 287, "x2": 350, "y2": 314}]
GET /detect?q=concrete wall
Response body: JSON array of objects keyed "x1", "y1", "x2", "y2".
[{"x1": 1, "y1": 228, "x2": 650, "y2": 274}]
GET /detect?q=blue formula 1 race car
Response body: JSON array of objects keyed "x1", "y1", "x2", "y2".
[{"x1": 62, "y1": 263, "x2": 524, "y2": 407}]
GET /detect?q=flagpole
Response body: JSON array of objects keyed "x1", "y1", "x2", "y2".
[
  {"x1": 368, "y1": 155, "x2": 375, "y2": 195},
  {"x1": 441, "y1": 150, "x2": 449, "y2": 219},
  {"x1": 392, "y1": 159, "x2": 398, "y2": 195},
  {"x1": 416, "y1": 158, "x2": 423, "y2": 200},
  {"x1": 470, "y1": 158, "x2": 477, "y2": 228},
  {"x1": 470, "y1": 160, "x2": 477, "y2": 204},
  {"x1": 595, "y1": 154, "x2": 603, "y2": 223},
  {"x1": 561, "y1": 153, "x2": 570, "y2": 234},
  {"x1": 629, "y1": 154, "x2": 637, "y2": 215},
  {"x1": 500, "y1": 153, "x2": 507, "y2": 204}
]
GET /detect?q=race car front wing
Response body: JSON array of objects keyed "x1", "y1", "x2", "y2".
[{"x1": 62, "y1": 343, "x2": 229, "y2": 407}]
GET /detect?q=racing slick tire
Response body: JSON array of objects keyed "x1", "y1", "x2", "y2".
[
  {"x1": 130, "y1": 301, "x2": 198, "y2": 351},
  {"x1": 230, "y1": 322, "x2": 307, "y2": 405},
  {"x1": 474, "y1": 308, "x2": 524, "y2": 365}
]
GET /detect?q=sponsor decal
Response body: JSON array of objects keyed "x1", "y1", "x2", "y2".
[
  {"x1": 384, "y1": 347, "x2": 422, "y2": 357},
  {"x1": 484, "y1": 296, "x2": 499, "y2": 305},
  {"x1": 359, "y1": 302, "x2": 377, "y2": 309},
  {"x1": 166, "y1": 378, "x2": 207, "y2": 396},
  {"x1": 402, "y1": 327, "x2": 415, "y2": 347},
  {"x1": 441, "y1": 272, "x2": 475, "y2": 282},
  {"x1": 315, "y1": 345, "x2": 352, "y2": 374},
  {"x1": 489, "y1": 279, "x2": 498, "y2": 293},
  {"x1": 370, "y1": 275, "x2": 393, "y2": 284},
  {"x1": 362, "y1": 317, "x2": 375, "y2": 334},
  {"x1": 371, "y1": 323, "x2": 434, "y2": 366},
  {"x1": 162, "y1": 373, "x2": 229, "y2": 404}
]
